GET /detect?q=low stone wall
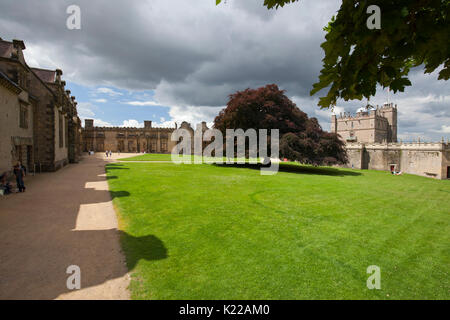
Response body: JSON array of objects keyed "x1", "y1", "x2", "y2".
[{"x1": 344, "y1": 142, "x2": 450, "y2": 179}]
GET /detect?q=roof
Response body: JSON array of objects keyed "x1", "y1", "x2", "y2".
[
  {"x1": 31, "y1": 68, "x2": 56, "y2": 83},
  {"x1": 0, "y1": 70, "x2": 22, "y2": 94}
]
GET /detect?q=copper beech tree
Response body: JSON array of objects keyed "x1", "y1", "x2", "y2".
[{"x1": 214, "y1": 84, "x2": 348, "y2": 165}]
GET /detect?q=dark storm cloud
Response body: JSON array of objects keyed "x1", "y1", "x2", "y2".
[
  {"x1": 0, "y1": 0, "x2": 334, "y2": 104},
  {"x1": 0, "y1": 0, "x2": 448, "y2": 140}
]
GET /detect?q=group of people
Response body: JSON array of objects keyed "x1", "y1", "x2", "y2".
[
  {"x1": 0, "y1": 162, "x2": 27, "y2": 196},
  {"x1": 105, "y1": 150, "x2": 113, "y2": 158}
]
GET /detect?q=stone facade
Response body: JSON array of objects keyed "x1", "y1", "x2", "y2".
[
  {"x1": 0, "y1": 70, "x2": 34, "y2": 173},
  {"x1": 81, "y1": 119, "x2": 203, "y2": 154},
  {"x1": 0, "y1": 37, "x2": 82, "y2": 174},
  {"x1": 332, "y1": 103, "x2": 449, "y2": 179},
  {"x1": 332, "y1": 103, "x2": 397, "y2": 143}
]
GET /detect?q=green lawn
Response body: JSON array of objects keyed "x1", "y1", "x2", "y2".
[{"x1": 106, "y1": 162, "x2": 450, "y2": 300}]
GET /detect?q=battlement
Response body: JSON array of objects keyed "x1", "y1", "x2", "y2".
[
  {"x1": 332, "y1": 103, "x2": 398, "y2": 143},
  {"x1": 333, "y1": 103, "x2": 398, "y2": 121},
  {"x1": 88, "y1": 126, "x2": 176, "y2": 131},
  {"x1": 83, "y1": 119, "x2": 176, "y2": 131},
  {"x1": 346, "y1": 141, "x2": 449, "y2": 151}
]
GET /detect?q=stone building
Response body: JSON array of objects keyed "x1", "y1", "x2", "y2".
[
  {"x1": 0, "y1": 37, "x2": 82, "y2": 174},
  {"x1": 0, "y1": 69, "x2": 34, "y2": 173},
  {"x1": 81, "y1": 119, "x2": 208, "y2": 154},
  {"x1": 83, "y1": 119, "x2": 174, "y2": 153},
  {"x1": 332, "y1": 103, "x2": 450, "y2": 179},
  {"x1": 331, "y1": 103, "x2": 397, "y2": 143}
]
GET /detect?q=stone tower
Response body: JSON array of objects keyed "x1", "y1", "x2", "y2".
[
  {"x1": 378, "y1": 103, "x2": 398, "y2": 143},
  {"x1": 331, "y1": 103, "x2": 398, "y2": 143}
]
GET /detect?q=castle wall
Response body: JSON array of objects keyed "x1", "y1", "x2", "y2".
[
  {"x1": 343, "y1": 144, "x2": 364, "y2": 169},
  {"x1": 345, "y1": 142, "x2": 449, "y2": 180},
  {"x1": 397, "y1": 146, "x2": 444, "y2": 179},
  {"x1": 442, "y1": 150, "x2": 450, "y2": 179}
]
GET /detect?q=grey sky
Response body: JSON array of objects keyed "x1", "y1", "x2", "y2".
[{"x1": 0, "y1": 0, "x2": 448, "y2": 140}]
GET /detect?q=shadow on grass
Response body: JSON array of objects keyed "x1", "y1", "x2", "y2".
[
  {"x1": 120, "y1": 232, "x2": 168, "y2": 270},
  {"x1": 106, "y1": 163, "x2": 130, "y2": 171},
  {"x1": 110, "y1": 190, "x2": 131, "y2": 199},
  {"x1": 214, "y1": 162, "x2": 362, "y2": 177}
]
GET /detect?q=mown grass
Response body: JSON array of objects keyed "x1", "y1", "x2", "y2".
[{"x1": 107, "y1": 161, "x2": 450, "y2": 300}]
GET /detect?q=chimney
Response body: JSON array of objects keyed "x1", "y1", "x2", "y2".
[
  {"x1": 85, "y1": 119, "x2": 94, "y2": 129},
  {"x1": 55, "y1": 69, "x2": 63, "y2": 84},
  {"x1": 12, "y1": 39, "x2": 26, "y2": 50},
  {"x1": 144, "y1": 121, "x2": 152, "y2": 129}
]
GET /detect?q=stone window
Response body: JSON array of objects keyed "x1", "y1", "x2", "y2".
[
  {"x1": 19, "y1": 104, "x2": 28, "y2": 129},
  {"x1": 161, "y1": 139, "x2": 168, "y2": 152}
]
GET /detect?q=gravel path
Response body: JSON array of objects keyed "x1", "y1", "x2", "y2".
[{"x1": 0, "y1": 154, "x2": 133, "y2": 300}]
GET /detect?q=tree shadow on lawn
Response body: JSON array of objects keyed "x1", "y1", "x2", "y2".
[
  {"x1": 214, "y1": 162, "x2": 362, "y2": 177},
  {"x1": 120, "y1": 233, "x2": 168, "y2": 271},
  {"x1": 106, "y1": 164, "x2": 130, "y2": 170},
  {"x1": 110, "y1": 190, "x2": 131, "y2": 199}
]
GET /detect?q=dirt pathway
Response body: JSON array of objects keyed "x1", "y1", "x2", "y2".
[{"x1": 0, "y1": 154, "x2": 134, "y2": 300}]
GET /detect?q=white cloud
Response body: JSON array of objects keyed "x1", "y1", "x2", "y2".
[
  {"x1": 96, "y1": 87, "x2": 123, "y2": 96},
  {"x1": 79, "y1": 118, "x2": 113, "y2": 128},
  {"x1": 93, "y1": 119, "x2": 114, "y2": 127},
  {"x1": 440, "y1": 125, "x2": 450, "y2": 134},
  {"x1": 167, "y1": 105, "x2": 223, "y2": 127},
  {"x1": 93, "y1": 98, "x2": 107, "y2": 103},
  {"x1": 121, "y1": 119, "x2": 144, "y2": 128},
  {"x1": 77, "y1": 102, "x2": 96, "y2": 118},
  {"x1": 124, "y1": 101, "x2": 165, "y2": 107}
]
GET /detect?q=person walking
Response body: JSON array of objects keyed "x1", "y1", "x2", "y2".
[{"x1": 13, "y1": 162, "x2": 26, "y2": 193}]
